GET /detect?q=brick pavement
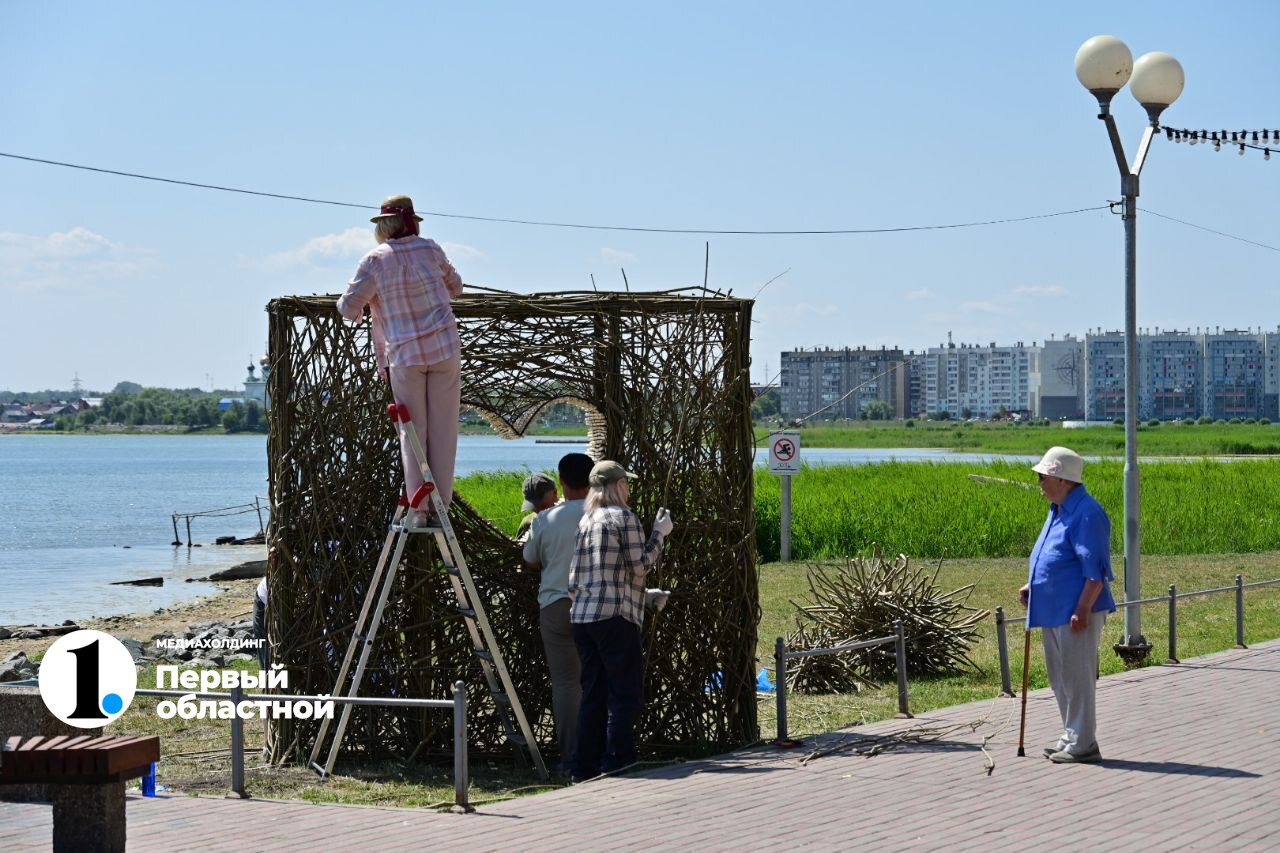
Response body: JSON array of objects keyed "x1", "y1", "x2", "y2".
[{"x1": 3, "y1": 640, "x2": 1276, "y2": 851}]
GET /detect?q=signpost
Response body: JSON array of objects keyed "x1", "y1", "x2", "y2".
[{"x1": 768, "y1": 431, "x2": 801, "y2": 561}]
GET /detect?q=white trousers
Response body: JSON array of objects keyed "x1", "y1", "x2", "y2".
[
  {"x1": 389, "y1": 357, "x2": 461, "y2": 508},
  {"x1": 1042, "y1": 613, "x2": 1106, "y2": 755}
]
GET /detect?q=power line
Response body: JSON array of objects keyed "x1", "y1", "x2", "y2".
[
  {"x1": 1140, "y1": 208, "x2": 1280, "y2": 253},
  {"x1": 0, "y1": 150, "x2": 1106, "y2": 236}
]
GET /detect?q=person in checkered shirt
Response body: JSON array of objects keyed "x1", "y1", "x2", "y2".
[
  {"x1": 337, "y1": 194, "x2": 465, "y2": 525},
  {"x1": 568, "y1": 460, "x2": 673, "y2": 780}
]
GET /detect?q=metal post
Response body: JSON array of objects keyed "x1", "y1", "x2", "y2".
[
  {"x1": 453, "y1": 681, "x2": 471, "y2": 812},
  {"x1": 171, "y1": 513, "x2": 182, "y2": 546},
  {"x1": 1121, "y1": 186, "x2": 1144, "y2": 648},
  {"x1": 228, "y1": 685, "x2": 246, "y2": 798},
  {"x1": 185, "y1": 516, "x2": 193, "y2": 547},
  {"x1": 1099, "y1": 110, "x2": 1153, "y2": 665},
  {"x1": 995, "y1": 607, "x2": 1013, "y2": 697},
  {"x1": 1167, "y1": 584, "x2": 1179, "y2": 663},
  {"x1": 774, "y1": 637, "x2": 788, "y2": 742},
  {"x1": 253, "y1": 495, "x2": 265, "y2": 536},
  {"x1": 893, "y1": 620, "x2": 911, "y2": 718},
  {"x1": 780, "y1": 475, "x2": 792, "y2": 562},
  {"x1": 1235, "y1": 574, "x2": 1247, "y2": 649}
]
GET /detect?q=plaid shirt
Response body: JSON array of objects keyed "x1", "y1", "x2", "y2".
[
  {"x1": 569, "y1": 505, "x2": 665, "y2": 626},
  {"x1": 337, "y1": 237, "x2": 464, "y2": 371}
]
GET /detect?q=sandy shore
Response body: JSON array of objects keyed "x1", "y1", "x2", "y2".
[{"x1": 0, "y1": 577, "x2": 260, "y2": 663}]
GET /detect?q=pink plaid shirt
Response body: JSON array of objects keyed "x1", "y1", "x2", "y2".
[{"x1": 337, "y1": 237, "x2": 464, "y2": 371}]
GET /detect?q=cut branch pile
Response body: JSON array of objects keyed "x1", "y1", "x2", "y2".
[{"x1": 786, "y1": 547, "x2": 990, "y2": 694}]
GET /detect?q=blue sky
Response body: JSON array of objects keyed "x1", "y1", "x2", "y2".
[{"x1": 1, "y1": 1, "x2": 1275, "y2": 391}]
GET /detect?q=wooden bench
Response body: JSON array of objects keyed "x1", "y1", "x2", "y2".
[{"x1": 1, "y1": 735, "x2": 160, "y2": 853}]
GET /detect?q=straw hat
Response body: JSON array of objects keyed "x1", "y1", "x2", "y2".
[{"x1": 370, "y1": 194, "x2": 424, "y2": 224}]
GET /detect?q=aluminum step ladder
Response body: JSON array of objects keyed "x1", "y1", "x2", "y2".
[{"x1": 309, "y1": 402, "x2": 547, "y2": 780}]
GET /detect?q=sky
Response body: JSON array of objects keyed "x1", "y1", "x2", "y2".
[{"x1": 1, "y1": 1, "x2": 1276, "y2": 392}]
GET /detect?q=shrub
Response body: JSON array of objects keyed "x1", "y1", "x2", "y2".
[
  {"x1": 1147, "y1": 418, "x2": 1161, "y2": 427},
  {"x1": 1182, "y1": 418, "x2": 1196, "y2": 426},
  {"x1": 1262, "y1": 418, "x2": 1272, "y2": 425},
  {"x1": 1198, "y1": 416, "x2": 1214, "y2": 425},
  {"x1": 904, "y1": 419, "x2": 915, "y2": 428},
  {"x1": 1244, "y1": 418, "x2": 1257, "y2": 425},
  {"x1": 1113, "y1": 417, "x2": 1125, "y2": 426},
  {"x1": 1229, "y1": 417, "x2": 1242, "y2": 425}
]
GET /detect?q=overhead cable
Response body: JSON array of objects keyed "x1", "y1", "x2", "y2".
[{"x1": 0, "y1": 150, "x2": 1105, "y2": 236}]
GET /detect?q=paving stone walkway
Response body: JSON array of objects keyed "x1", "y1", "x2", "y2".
[{"x1": 3, "y1": 640, "x2": 1277, "y2": 851}]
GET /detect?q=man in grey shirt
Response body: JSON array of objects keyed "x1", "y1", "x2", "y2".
[{"x1": 522, "y1": 452, "x2": 594, "y2": 771}]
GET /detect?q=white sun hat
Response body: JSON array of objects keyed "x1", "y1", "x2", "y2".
[{"x1": 1032, "y1": 446, "x2": 1084, "y2": 484}]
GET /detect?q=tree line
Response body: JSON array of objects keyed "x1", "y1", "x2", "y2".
[{"x1": 48, "y1": 385, "x2": 267, "y2": 433}]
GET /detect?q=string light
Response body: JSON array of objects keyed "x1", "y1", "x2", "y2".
[{"x1": 1162, "y1": 126, "x2": 1276, "y2": 160}]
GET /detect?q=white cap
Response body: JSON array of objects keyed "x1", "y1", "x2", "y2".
[{"x1": 1032, "y1": 446, "x2": 1084, "y2": 484}]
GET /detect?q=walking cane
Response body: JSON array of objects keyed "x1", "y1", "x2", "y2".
[{"x1": 1016, "y1": 628, "x2": 1032, "y2": 757}]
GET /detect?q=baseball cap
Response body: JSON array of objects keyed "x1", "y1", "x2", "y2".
[
  {"x1": 521, "y1": 473, "x2": 557, "y2": 512},
  {"x1": 589, "y1": 460, "x2": 637, "y2": 487}
]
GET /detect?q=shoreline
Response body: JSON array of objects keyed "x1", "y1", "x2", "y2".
[{"x1": 0, "y1": 577, "x2": 260, "y2": 663}]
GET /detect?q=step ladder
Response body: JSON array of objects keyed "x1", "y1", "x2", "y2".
[{"x1": 309, "y1": 402, "x2": 547, "y2": 780}]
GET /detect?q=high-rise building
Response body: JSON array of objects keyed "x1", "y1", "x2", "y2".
[
  {"x1": 779, "y1": 347, "x2": 907, "y2": 420},
  {"x1": 1034, "y1": 335, "x2": 1085, "y2": 420},
  {"x1": 1265, "y1": 330, "x2": 1280, "y2": 421},
  {"x1": 1205, "y1": 329, "x2": 1266, "y2": 420},
  {"x1": 1086, "y1": 332, "x2": 1127, "y2": 420},
  {"x1": 925, "y1": 341, "x2": 1037, "y2": 419},
  {"x1": 1143, "y1": 330, "x2": 1202, "y2": 421}
]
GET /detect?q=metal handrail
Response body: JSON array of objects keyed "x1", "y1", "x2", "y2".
[
  {"x1": 773, "y1": 621, "x2": 910, "y2": 743},
  {"x1": 784, "y1": 634, "x2": 897, "y2": 660},
  {"x1": 7, "y1": 681, "x2": 471, "y2": 810},
  {"x1": 995, "y1": 574, "x2": 1280, "y2": 688}
]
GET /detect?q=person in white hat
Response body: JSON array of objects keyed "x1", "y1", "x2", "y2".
[
  {"x1": 1019, "y1": 446, "x2": 1117, "y2": 764},
  {"x1": 337, "y1": 195, "x2": 464, "y2": 525}
]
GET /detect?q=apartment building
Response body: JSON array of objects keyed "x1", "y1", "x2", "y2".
[
  {"x1": 779, "y1": 347, "x2": 907, "y2": 420},
  {"x1": 924, "y1": 341, "x2": 1037, "y2": 419}
]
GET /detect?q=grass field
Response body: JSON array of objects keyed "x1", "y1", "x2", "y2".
[
  {"x1": 753, "y1": 420, "x2": 1280, "y2": 455},
  {"x1": 757, "y1": 551, "x2": 1280, "y2": 743},
  {"x1": 106, "y1": 551, "x2": 1280, "y2": 806},
  {"x1": 458, "y1": 459, "x2": 1280, "y2": 562}
]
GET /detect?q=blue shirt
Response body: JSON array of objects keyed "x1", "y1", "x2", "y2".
[
  {"x1": 1026, "y1": 485, "x2": 1116, "y2": 628},
  {"x1": 522, "y1": 499, "x2": 585, "y2": 609}
]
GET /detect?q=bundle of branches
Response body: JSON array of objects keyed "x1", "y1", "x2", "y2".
[
  {"x1": 782, "y1": 621, "x2": 870, "y2": 695},
  {"x1": 786, "y1": 547, "x2": 989, "y2": 693}
]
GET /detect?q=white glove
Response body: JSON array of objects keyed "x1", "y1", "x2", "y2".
[{"x1": 653, "y1": 507, "x2": 674, "y2": 538}]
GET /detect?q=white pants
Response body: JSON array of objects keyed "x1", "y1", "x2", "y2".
[
  {"x1": 1042, "y1": 612, "x2": 1106, "y2": 755},
  {"x1": 389, "y1": 357, "x2": 461, "y2": 508}
]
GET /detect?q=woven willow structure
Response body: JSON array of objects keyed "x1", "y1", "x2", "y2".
[{"x1": 265, "y1": 287, "x2": 758, "y2": 766}]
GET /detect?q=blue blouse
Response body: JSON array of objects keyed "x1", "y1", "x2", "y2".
[{"x1": 1026, "y1": 485, "x2": 1117, "y2": 628}]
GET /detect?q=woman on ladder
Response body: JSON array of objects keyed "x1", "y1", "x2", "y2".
[{"x1": 338, "y1": 194, "x2": 464, "y2": 526}]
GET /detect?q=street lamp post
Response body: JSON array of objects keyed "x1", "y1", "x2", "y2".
[{"x1": 1075, "y1": 36, "x2": 1185, "y2": 665}]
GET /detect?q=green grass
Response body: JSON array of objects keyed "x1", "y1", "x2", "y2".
[
  {"x1": 754, "y1": 420, "x2": 1280, "y2": 456},
  {"x1": 459, "y1": 460, "x2": 1280, "y2": 563},
  {"x1": 757, "y1": 552, "x2": 1280, "y2": 740},
  {"x1": 108, "y1": 551, "x2": 1279, "y2": 806},
  {"x1": 107, "y1": 662, "x2": 556, "y2": 807}
]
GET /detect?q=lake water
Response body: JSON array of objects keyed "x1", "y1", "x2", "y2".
[{"x1": 0, "y1": 434, "x2": 1044, "y2": 625}]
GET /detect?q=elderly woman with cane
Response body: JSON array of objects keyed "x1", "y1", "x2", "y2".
[
  {"x1": 337, "y1": 195, "x2": 465, "y2": 526},
  {"x1": 1018, "y1": 446, "x2": 1116, "y2": 764},
  {"x1": 568, "y1": 461, "x2": 673, "y2": 781}
]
